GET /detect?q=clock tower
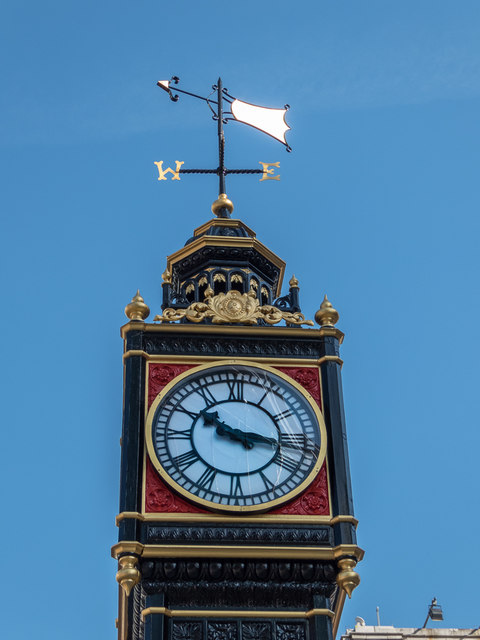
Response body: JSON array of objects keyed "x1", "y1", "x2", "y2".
[{"x1": 112, "y1": 194, "x2": 363, "y2": 640}]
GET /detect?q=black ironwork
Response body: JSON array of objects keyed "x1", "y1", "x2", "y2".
[{"x1": 157, "y1": 76, "x2": 289, "y2": 206}]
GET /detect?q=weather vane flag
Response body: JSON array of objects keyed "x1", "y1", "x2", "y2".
[{"x1": 155, "y1": 76, "x2": 291, "y2": 216}]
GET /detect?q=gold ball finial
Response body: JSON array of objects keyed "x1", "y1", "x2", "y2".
[
  {"x1": 211, "y1": 193, "x2": 234, "y2": 218},
  {"x1": 125, "y1": 290, "x2": 150, "y2": 322},
  {"x1": 162, "y1": 269, "x2": 172, "y2": 285},
  {"x1": 314, "y1": 295, "x2": 339, "y2": 327},
  {"x1": 289, "y1": 274, "x2": 299, "y2": 289},
  {"x1": 336, "y1": 557, "x2": 360, "y2": 598}
]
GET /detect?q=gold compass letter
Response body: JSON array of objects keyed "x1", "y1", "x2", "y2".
[
  {"x1": 259, "y1": 162, "x2": 280, "y2": 181},
  {"x1": 154, "y1": 161, "x2": 184, "y2": 181}
]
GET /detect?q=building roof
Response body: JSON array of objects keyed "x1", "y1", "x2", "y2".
[{"x1": 342, "y1": 625, "x2": 480, "y2": 640}]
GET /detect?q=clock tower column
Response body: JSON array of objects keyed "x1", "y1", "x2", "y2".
[{"x1": 112, "y1": 200, "x2": 363, "y2": 640}]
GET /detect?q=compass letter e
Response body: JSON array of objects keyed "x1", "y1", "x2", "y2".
[
  {"x1": 154, "y1": 161, "x2": 184, "y2": 181},
  {"x1": 259, "y1": 162, "x2": 280, "y2": 181}
]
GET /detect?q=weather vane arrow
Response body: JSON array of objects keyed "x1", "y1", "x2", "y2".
[{"x1": 155, "y1": 76, "x2": 291, "y2": 217}]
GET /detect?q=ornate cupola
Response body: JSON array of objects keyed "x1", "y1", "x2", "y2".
[{"x1": 156, "y1": 195, "x2": 312, "y2": 327}]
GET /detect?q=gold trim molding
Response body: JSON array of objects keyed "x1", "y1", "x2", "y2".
[
  {"x1": 121, "y1": 321, "x2": 344, "y2": 342},
  {"x1": 115, "y1": 511, "x2": 358, "y2": 527},
  {"x1": 332, "y1": 588, "x2": 346, "y2": 639},
  {"x1": 112, "y1": 542, "x2": 364, "y2": 562},
  {"x1": 141, "y1": 606, "x2": 334, "y2": 620},
  {"x1": 122, "y1": 351, "x2": 343, "y2": 368},
  {"x1": 193, "y1": 218, "x2": 256, "y2": 239}
]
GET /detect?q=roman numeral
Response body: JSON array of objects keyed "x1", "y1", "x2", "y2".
[
  {"x1": 226, "y1": 379, "x2": 244, "y2": 402},
  {"x1": 274, "y1": 450, "x2": 299, "y2": 474},
  {"x1": 257, "y1": 390, "x2": 269, "y2": 406},
  {"x1": 173, "y1": 450, "x2": 199, "y2": 471},
  {"x1": 192, "y1": 383, "x2": 217, "y2": 408},
  {"x1": 197, "y1": 467, "x2": 217, "y2": 491},
  {"x1": 273, "y1": 408, "x2": 294, "y2": 422},
  {"x1": 175, "y1": 406, "x2": 198, "y2": 420},
  {"x1": 280, "y1": 433, "x2": 308, "y2": 450},
  {"x1": 229, "y1": 475, "x2": 244, "y2": 504},
  {"x1": 259, "y1": 471, "x2": 280, "y2": 496},
  {"x1": 167, "y1": 427, "x2": 191, "y2": 440}
]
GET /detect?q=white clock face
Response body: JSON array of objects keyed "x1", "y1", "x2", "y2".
[{"x1": 146, "y1": 362, "x2": 326, "y2": 512}]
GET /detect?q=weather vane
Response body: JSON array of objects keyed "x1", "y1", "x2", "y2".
[{"x1": 155, "y1": 76, "x2": 291, "y2": 217}]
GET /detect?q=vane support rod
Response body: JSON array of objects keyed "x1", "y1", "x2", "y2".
[
  {"x1": 158, "y1": 82, "x2": 219, "y2": 105},
  {"x1": 217, "y1": 77, "x2": 226, "y2": 196}
]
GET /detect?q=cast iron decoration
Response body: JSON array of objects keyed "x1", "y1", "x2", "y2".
[{"x1": 155, "y1": 76, "x2": 291, "y2": 215}]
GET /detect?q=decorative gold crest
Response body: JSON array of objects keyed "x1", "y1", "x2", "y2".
[{"x1": 154, "y1": 288, "x2": 314, "y2": 327}]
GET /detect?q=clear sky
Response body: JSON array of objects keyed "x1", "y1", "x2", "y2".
[{"x1": 1, "y1": 1, "x2": 480, "y2": 638}]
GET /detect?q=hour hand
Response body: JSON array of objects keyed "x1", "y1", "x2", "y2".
[
  {"x1": 200, "y1": 409, "x2": 254, "y2": 449},
  {"x1": 200, "y1": 409, "x2": 220, "y2": 425}
]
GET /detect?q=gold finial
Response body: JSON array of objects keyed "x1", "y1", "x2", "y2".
[
  {"x1": 211, "y1": 193, "x2": 234, "y2": 218},
  {"x1": 116, "y1": 555, "x2": 141, "y2": 597},
  {"x1": 336, "y1": 557, "x2": 360, "y2": 598},
  {"x1": 162, "y1": 269, "x2": 172, "y2": 285},
  {"x1": 314, "y1": 294, "x2": 339, "y2": 327},
  {"x1": 204, "y1": 285, "x2": 214, "y2": 299},
  {"x1": 125, "y1": 290, "x2": 150, "y2": 322},
  {"x1": 289, "y1": 274, "x2": 299, "y2": 288}
]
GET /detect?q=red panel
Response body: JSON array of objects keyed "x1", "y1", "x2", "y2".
[
  {"x1": 269, "y1": 461, "x2": 329, "y2": 516},
  {"x1": 145, "y1": 363, "x2": 329, "y2": 517},
  {"x1": 274, "y1": 366, "x2": 322, "y2": 409},
  {"x1": 148, "y1": 363, "x2": 196, "y2": 409},
  {"x1": 272, "y1": 366, "x2": 329, "y2": 515},
  {"x1": 145, "y1": 457, "x2": 207, "y2": 513}
]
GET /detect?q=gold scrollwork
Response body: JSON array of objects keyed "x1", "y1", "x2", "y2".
[{"x1": 154, "y1": 289, "x2": 314, "y2": 327}]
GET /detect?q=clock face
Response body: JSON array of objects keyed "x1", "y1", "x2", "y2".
[{"x1": 145, "y1": 361, "x2": 327, "y2": 512}]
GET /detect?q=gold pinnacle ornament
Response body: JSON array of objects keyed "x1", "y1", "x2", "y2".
[
  {"x1": 161, "y1": 269, "x2": 172, "y2": 285},
  {"x1": 116, "y1": 555, "x2": 141, "y2": 597},
  {"x1": 336, "y1": 557, "x2": 360, "y2": 598},
  {"x1": 289, "y1": 274, "x2": 299, "y2": 288},
  {"x1": 315, "y1": 295, "x2": 339, "y2": 327},
  {"x1": 125, "y1": 290, "x2": 150, "y2": 322}
]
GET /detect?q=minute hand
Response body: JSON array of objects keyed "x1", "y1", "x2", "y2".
[{"x1": 241, "y1": 431, "x2": 277, "y2": 447}]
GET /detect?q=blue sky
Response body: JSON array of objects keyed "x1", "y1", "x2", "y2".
[{"x1": 1, "y1": 1, "x2": 480, "y2": 638}]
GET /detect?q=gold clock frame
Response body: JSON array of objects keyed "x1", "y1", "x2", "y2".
[{"x1": 145, "y1": 359, "x2": 328, "y2": 513}]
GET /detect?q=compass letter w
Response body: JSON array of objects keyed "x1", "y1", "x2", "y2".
[{"x1": 154, "y1": 161, "x2": 184, "y2": 181}]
